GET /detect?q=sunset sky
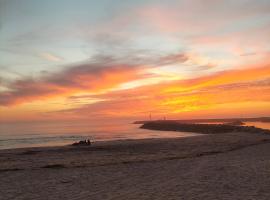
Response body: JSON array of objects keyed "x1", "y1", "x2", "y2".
[{"x1": 0, "y1": 0, "x2": 270, "y2": 122}]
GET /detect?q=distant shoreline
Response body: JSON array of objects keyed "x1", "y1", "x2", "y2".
[
  {"x1": 139, "y1": 120, "x2": 270, "y2": 135},
  {"x1": 134, "y1": 117, "x2": 270, "y2": 124}
]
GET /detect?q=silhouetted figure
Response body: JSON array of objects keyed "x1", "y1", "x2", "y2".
[
  {"x1": 79, "y1": 140, "x2": 84, "y2": 145},
  {"x1": 72, "y1": 139, "x2": 91, "y2": 146}
]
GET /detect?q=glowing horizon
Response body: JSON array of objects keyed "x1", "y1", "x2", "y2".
[{"x1": 0, "y1": 0, "x2": 270, "y2": 122}]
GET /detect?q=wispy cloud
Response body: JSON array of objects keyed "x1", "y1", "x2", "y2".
[
  {"x1": 53, "y1": 65, "x2": 270, "y2": 119},
  {"x1": 0, "y1": 51, "x2": 190, "y2": 106},
  {"x1": 39, "y1": 52, "x2": 63, "y2": 62},
  {"x1": 0, "y1": 63, "x2": 141, "y2": 106}
]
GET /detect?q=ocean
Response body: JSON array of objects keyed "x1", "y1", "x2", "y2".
[
  {"x1": 0, "y1": 121, "x2": 269, "y2": 150},
  {"x1": 0, "y1": 120, "x2": 198, "y2": 150}
]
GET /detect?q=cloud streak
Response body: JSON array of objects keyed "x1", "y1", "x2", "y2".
[
  {"x1": 54, "y1": 65, "x2": 270, "y2": 119},
  {"x1": 0, "y1": 52, "x2": 189, "y2": 106},
  {"x1": 0, "y1": 64, "x2": 140, "y2": 106},
  {"x1": 39, "y1": 52, "x2": 63, "y2": 62}
]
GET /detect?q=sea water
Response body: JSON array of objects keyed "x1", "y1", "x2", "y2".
[
  {"x1": 0, "y1": 120, "x2": 198, "y2": 149},
  {"x1": 1, "y1": 120, "x2": 269, "y2": 150}
]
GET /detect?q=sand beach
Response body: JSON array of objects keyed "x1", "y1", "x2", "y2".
[{"x1": 1, "y1": 129, "x2": 270, "y2": 200}]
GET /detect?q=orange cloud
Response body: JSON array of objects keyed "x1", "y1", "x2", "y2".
[
  {"x1": 1, "y1": 59, "x2": 270, "y2": 122},
  {"x1": 54, "y1": 64, "x2": 270, "y2": 120},
  {"x1": 0, "y1": 52, "x2": 189, "y2": 107},
  {"x1": 0, "y1": 64, "x2": 143, "y2": 106}
]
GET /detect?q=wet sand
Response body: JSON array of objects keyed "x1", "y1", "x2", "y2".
[{"x1": 1, "y1": 131, "x2": 270, "y2": 200}]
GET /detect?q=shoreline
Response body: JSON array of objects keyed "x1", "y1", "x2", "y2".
[
  {"x1": 1, "y1": 120, "x2": 269, "y2": 151},
  {"x1": 1, "y1": 131, "x2": 270, "y2": 169},
  {"x1": 0, "y1": 132, "x2": 200, "y2": 151},
  {"x1": 0, "y1": 133, "x2": 202, "y2": 153}
]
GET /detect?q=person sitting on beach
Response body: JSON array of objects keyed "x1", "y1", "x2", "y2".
[{"x1": 72, "y1": 139, "x2": 91, "y2": 146}]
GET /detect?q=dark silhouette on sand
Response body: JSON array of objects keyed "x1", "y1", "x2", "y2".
[{"x1": 72, "y1": 139, "x2": 91, "y2": 146}]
